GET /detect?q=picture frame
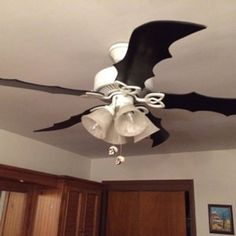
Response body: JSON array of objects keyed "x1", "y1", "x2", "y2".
[{"x1": 208, "y1": 204, "x2": 234, "y2": 234}]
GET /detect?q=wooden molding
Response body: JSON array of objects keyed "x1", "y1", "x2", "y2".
[
  {"x1": 0, "y1": 164, "x2": 102, "y2": 189},
  {"x1": 58, "y1": 176, "x2": 102, "y2": 191},
  {"x1": 102, "y1": 179, "x2": 194, "y2": 191},
  {"x1": 0, "y1": 164, "x2": 58, "y2": 187}
]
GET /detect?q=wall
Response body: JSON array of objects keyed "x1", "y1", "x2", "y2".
[
  {"x1": 90, "y1": 148, "x2": 236, "y2": 236},
  {"x1": 0, "y1": 129, "x2": 91, "y2": 179}
]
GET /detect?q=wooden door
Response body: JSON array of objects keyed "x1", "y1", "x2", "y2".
[
  {"x1": 83, "y1": 192, "x2": 100, "y2": 236},
  {"x1": 139, "y1": 191, "x2": 186, "y2": 236},
  {"x1": 63, "y1": 190, "x2": 84, "y2": 236},
  {"x1": 31, "y1": 189, "x2": 62, "y2": 236},
  {"x1": 62, "y1": 190, "x2": 101, "y2": 236},
  {"x1": 0, "y1": 191, "x2": 28, "y2": 236},
  {"x1": 106, "y1": 191, "x2": 139, "y2": 236},
  {"x1": 106, "y1": 191, "x2": 186, "y2": 236}
]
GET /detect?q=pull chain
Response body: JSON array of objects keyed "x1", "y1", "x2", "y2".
[
  {"x1": 108, "y1": 96, "x2": 125, "y2": 165},
  {"x1": 114, "y1": 144, "x2": 125, "y2": 165},
  {"x1": 108, "y1": 145, "x2": 125, "y2": 165}
]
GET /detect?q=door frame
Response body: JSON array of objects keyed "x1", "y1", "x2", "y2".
[{"x1": 100, "y1": 179, "x2": 196, "y2": 236}]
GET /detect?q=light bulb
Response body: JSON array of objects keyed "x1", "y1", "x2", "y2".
[
  {"x1": 92, "y1": 123, "x2": 99, "y2": 130},
  {"x1": 81, "y1": 107, "x2": 113, "y2": 140},
  {"x1": 87, "y1": 123, "x2": 103, "y2": 139},
  {"x1": 126, "y1": 112, "x2": 134, "y2": 123},
  {"x1": 115, "y1": 105, "x2": 147, "y2": 137},
  {"x1": 124, "y1": 112, "x2": 140, "y2": 135}
]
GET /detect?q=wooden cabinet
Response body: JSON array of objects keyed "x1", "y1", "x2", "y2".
[
  {"x1": 0, "y1": 164, "x2": 102, "y2": 236},
  {"x1": 58, "y1": 177, "x2": 102, "y2": 236},
  {"x1": 28, "y1": 179, "x2": 102, "y2": 236},
  {"x1": 60, "y1": 190, "x2": 100, "y2": 236},
  {"x1": 30, "y1": 178, "x2": 102, "y2": 236}
]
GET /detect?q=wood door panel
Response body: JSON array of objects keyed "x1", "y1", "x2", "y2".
[
  {"x1": 31, "y1": 189, "x2": 61, "y2": 236},
  {"x1": 139, "y1": 191, "x2": 186, "y2": 236},
  {"x1": 64, "y1": 191, "x2": 83, "y2": 236},
  {"x1": 62, "y1": 191, "x2": 101, "y2": 236},
  {"x1": 0, "y1": 192, "x2": 28, "y2": 236},
  {"x1": 106, "y1": 191, "x2": 186, "y2": 236},
  {"x1": 83, "y1": 193, "x2": 99, "y2": 236},
  {"x1": 106, "y1": 191, "x2": 139, "y2": 236}
]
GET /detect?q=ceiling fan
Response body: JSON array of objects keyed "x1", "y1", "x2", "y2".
[{"x1": 0, "y1": 20, "x2": 236, "y2": 160}]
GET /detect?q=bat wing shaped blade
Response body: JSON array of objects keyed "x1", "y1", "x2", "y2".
[
  {"x1": 114, "y1": 21, "x2": 206, "y2": 88},
  {"x1": 0, "y1": 78, "x2": 90, "y2": 96},
  {"x1": 163, "y1": 92, "x2": 236, "y2": 116},
  {"x1": 146, "y1": 111, "x2": 170, "y2": 147},
  {"x1": 34, "y1": 107, "x2": 96, "y2": 132}
]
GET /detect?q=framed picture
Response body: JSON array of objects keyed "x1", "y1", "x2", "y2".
[{"x1": 208, "y1": 204, "x2": 234, "y2": 234}]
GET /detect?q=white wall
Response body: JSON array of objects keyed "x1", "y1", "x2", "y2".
[
  {"x1": 0, "y1": 129, "x2": 91, "y2": 179},
  {"x1": 91, "y1": 148, "x2": 236, "y2": 236}
]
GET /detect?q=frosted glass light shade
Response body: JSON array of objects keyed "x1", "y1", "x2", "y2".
[
  {"x1": 114, "y1": 105, "x2": 147, "y2": 137},
  {"x1": 81, "y1": 108, "x2": 113, "y2": 139},
  {"x1": 134, "y1": 118, "x2": 160, "y2": 143},
  {"x1": 104, "y1": 121, "x2": 130, "y2": 145},
  {"x1": 82, "y1": 104, "x2": 159, "y2": 145}
]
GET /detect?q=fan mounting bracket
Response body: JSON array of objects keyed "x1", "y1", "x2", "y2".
[{"x1": 85, "y1": 81, "x2": 165, "y2": 109}]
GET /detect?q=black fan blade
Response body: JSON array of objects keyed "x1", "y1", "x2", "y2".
[
  {"x1": 0, "y1": 78, "x2": 90, "y2": 96},
  {"x1": 114, "y1": 21, "x2": 206, "y2": 88},
  {"x1": 34, "y1": 107, "x2": 96, "y2": 132},
  {"x1": 163, "y1": 92, "x2": 236, "y2": 116},
  {"x1": 146, "y1": 112, "x2": 170, "y2": 147}
]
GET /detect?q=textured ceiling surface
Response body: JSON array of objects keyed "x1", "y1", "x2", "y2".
[{"x1": 0, "y1": 0, "x2": 235, "y2": 158}]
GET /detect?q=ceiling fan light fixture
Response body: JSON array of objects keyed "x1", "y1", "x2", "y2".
[
  {"x1": 114, "y1": 105, "x2": 147, "y2": 137},
  {"x1": 1, "y1": 20, "x2": 214, "y2": 155},
  {"x1": 81, "y1": 107, "x2": 113, "y2": 139}
]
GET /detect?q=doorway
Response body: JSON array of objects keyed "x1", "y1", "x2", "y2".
[{"x1": 100, "y1": 180, "x2": 196, "y2": 236}]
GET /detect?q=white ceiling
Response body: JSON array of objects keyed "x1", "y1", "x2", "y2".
[{"x1": 0, "y1": 0, "x2": 235, "y2": 158}]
